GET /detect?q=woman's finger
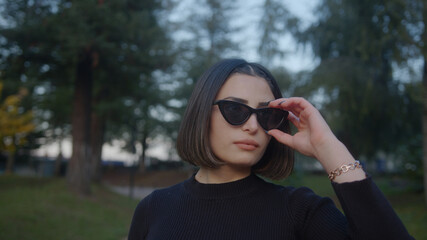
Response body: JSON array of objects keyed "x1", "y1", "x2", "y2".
[
  {"x1": 287, "y1": 111, "x2": 300, "y2": 128},
  {"x1": 269, "y1": 97, "x2": 310, "y2": 117},
  {"x1": 268, "y1": 98, "x2": 288, "y2": 108},
  {"x1": 267, "y1": 129, "x2": 294, "y2": 149}
]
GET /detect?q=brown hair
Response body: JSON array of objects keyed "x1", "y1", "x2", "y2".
[{"x1": 176, "y1": 59, "x2": 294, "y2": 180}]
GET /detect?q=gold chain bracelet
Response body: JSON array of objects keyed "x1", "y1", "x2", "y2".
[{"x1": 328, "y1": 161, "x2": 362, "y2": 181}]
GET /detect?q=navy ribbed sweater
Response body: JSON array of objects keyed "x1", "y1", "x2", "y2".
[{"x1": 128, "y1": 173, "x2": 413, "y2": 240}]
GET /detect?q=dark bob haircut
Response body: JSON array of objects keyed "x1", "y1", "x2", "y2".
[{"x1": 176, "y1": 59, "x2": 294, "y2": 180}]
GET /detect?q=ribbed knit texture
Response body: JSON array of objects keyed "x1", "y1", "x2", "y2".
[{"x1": 128, "y1": 174, "x2": 413, "y2": 240}]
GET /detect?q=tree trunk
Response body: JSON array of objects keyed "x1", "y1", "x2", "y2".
[
  {"x1": 5, "y1": 151, "x2": 15, "y2": 174},
  {"x1": 90, "y1": 111, "x2": 105, "y2": 182},
  {"x1": 54, "y1": 138, "x2": 63, "y2": 177},
  {"x1": 67, "y1": 49, "x2": 93, "y2": 195},
  {"x1": 138, "y1": 134, "x2": 148, "y2": 173}
]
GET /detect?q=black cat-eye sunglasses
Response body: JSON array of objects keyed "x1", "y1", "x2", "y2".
[{"x1": 213, "y1": 100, "x2": 288, "y2": 131}]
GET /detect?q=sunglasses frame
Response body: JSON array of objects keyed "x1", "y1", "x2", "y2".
[{"x1": 213, "y1": 99, "x2": 288, "y2": 131}]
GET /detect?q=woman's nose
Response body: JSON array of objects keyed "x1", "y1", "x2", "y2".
[{"x1": 242, "y1": 113, "x2": 259, "y2": 133}]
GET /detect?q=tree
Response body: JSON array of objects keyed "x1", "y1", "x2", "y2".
[
  {"x1": 297, "y1": 0, "x2": 422, "y2": 160},
  {"x1": 421, "y1": 0, "x2": 427, "y2": 206},
  {"x1": 0, "y1": 0, "x2": 74, "y2": 177},
  {"x1": 151, "y1": 0, "x2": 242, "y2": 157},
  {"x1": 115, "y1": 73, "x2": 170, "y2": 172},
  {"x1": 0, "y1": 82, "x2": 35, "y2": 174},
  {"x1": 174, "y1": 0, "x2": 240, "y2": 76},
  {"x1": 0, "y1": 0, "x2": 172, "y2": 195},
  {"x1": 258, "y1": 0, "x2": 298, "y2": 66}
]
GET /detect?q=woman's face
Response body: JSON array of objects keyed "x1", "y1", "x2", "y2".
[{"x1": 209, "y1": 73, "x2": 274, "y2": 169}]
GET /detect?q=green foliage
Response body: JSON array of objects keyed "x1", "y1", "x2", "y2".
[
  {"x1": 175, "y1": 0, "x2": 240, "y2": 76},
  {"x1": 258, "y1": 0, "x2": 299, "y2": 66},
  {"x1": 0, "y1": 0, "x2": 173, "y2": 166},
  {"x1": 300, "y1": 0, "x2": 422, "y2": 63},
  {"x1": 296, "y1": 0, "x2": 423, "y2": 159},
  {"x1": 0, "y1": 176, "x2": 138, "y2": 240},
  {"x1": 163, "y1": 0, "x2": 242, "y2": 144}
]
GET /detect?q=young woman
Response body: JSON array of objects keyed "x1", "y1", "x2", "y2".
[{"x1": 128, "y1": 59, "x2": 413, "y2": 239}]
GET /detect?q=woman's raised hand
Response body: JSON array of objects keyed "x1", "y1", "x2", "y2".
[
  {"x1": 268, "y1": 97, "x2": 337, "y2": 160},
  {"x1": 268, "y1": 97, "x2": 366, "y2": 182}
]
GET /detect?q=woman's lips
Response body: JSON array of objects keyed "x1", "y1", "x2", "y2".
[{"x1": 234, "y1": 140, "x2": 259, "y2": 151}]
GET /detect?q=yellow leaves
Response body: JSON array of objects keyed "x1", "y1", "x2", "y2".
[{"x1": 0, "y1": 81, "x2": 35, "y2": 154}]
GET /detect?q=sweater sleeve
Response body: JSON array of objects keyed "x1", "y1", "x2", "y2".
[
  {"x1": 128, "y1": 194, "x2": 152, "y2": 240},
  {"x1": 332, "y1": 177, "x2": 414, "y2": 240},
  {"x1": 289, "y1": 187, "x2": 350, "y2": 240}
]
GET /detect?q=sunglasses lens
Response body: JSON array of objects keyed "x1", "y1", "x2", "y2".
[
  {"x1": 216, "y1": 100, "x2": 288, "y2": 130},
  {"x1": 219, "y1": 101, "x2": 250, "y2": 125},
  {"x1": 257, "y1": 109, "x2": 288, "y2": 130}
]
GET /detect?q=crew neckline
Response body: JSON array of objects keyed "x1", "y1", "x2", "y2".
[{"x1": 183, "y1": 173, "x2": 264, "y2": 200}]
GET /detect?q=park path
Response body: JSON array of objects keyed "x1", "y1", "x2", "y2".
[
  {"x1": 107, "y1": 185, "x2": 156, "y2": 200},
  {"x1": 103, "y1": 169, "x2": 192, "y2": 200}
]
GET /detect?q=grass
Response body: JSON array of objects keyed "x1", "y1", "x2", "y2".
[
  {"x1": 0, "y1": 175, "x2": 139, "y2": 240},
  {"x1": 275, "y1": 173, "x2": 427, "y2": 240},
  {"x1": 1, "y1": 173, "x2": 426, "y2": 239}
]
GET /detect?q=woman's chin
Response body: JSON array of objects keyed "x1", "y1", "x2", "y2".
[{"x1": 225, "y1": 159, "x2": 260, "y2": 169}]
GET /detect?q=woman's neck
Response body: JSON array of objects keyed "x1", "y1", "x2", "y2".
[{"x1": 195, "y1": 165, "x2": 251, "y2": 184}]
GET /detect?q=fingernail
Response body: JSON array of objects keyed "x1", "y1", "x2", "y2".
[
  {"x1": 265, "y1": 130, "x2": 270, "y2": 134},
  {"x1": 279, "y1": 100, "x2": 286, "y2": 106}
]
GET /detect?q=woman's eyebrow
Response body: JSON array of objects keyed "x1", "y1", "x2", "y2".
[
  {"x1": 223, "y1": 96, "x2": 247, "y2": 103},
  {"x1": 223, "y1": 97, "x2": 272, "y2": 107},
  {"x1": 258, "y1": 101, "x2": 270, "y2": 107}
]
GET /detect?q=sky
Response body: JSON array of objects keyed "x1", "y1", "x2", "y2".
[
  {"x1": 33, "y1": 0, "x2": 320, "y2": 164},
  {"x1": 232, "y1": 0, "x2": 320, "y2": 72},
  {"x1": 281, "y1": 0, "x2": 319, "y2": 72}
]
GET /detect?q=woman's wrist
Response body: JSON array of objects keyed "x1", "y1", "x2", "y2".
[
  {"x1": 328, "y1": 161, "x2": 363, "y2": 181},
  {"x1": 315, "y1": 137, "x2": 366, "y2": 183}
]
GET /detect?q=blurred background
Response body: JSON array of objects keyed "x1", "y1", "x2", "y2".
[{"x1": 0, "y1": 0, "x2": 426, "y2": 239}]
